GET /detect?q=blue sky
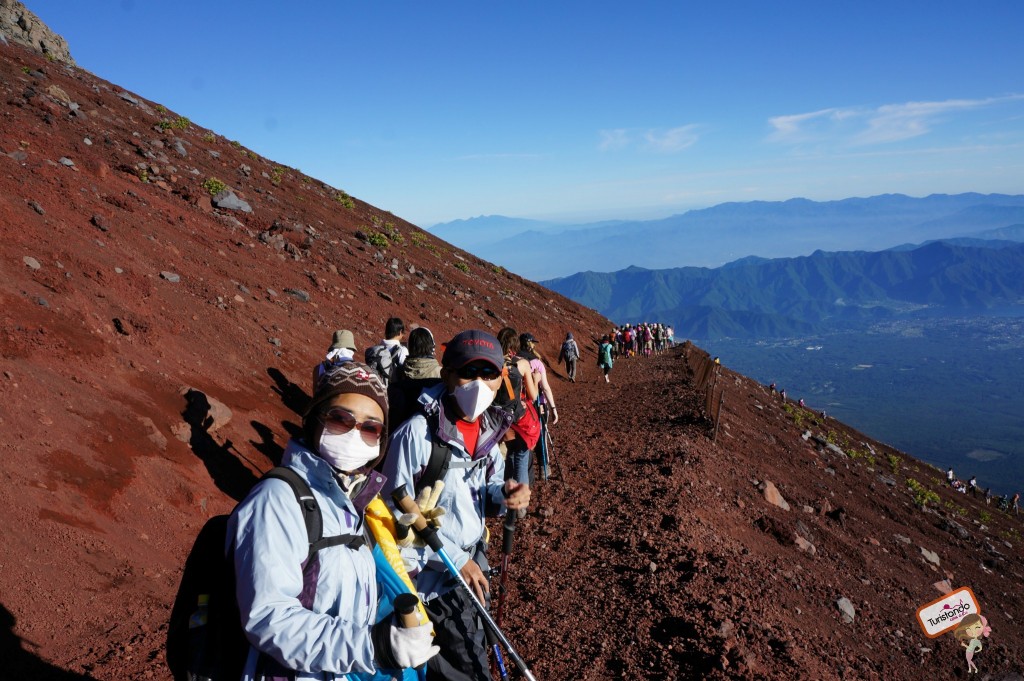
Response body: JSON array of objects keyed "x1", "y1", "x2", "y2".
[{"x1": 27, "y1": 1, "x2": 1024, "y2": 227}]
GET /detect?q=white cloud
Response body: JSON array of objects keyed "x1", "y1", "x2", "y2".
[
  {"x1": 767, "y1": 108, "x2": 842, "y2": 142},
  {"x1": 857, "y1": 97, "x2": 1020, "y2": 144},
  {"x1": 599, "y1": 125, "x2": 700, "y2": 152},
  {"x1": 599, "y1": 128, "x2": 631, "y2": 151},
  {"x1": 768, "y1": 95, "x2": 1024, "y2": 146},
  {"x1": 644, "y1": 125, "x2": 700, "y2": 152}
]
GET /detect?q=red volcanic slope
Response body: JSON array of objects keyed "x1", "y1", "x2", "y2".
[{"x1": 2, "y1": 39, "x2": 1023, "y2": 680}]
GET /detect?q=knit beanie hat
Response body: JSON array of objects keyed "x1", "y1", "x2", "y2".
[{"x1": 304, "y1": 361, "x2": 389, "y2": 460}]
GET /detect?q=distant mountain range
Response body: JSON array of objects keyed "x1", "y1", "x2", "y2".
[
  {"x1": 430, "y1": 193, "x2": 1024, "y2": 280},
  {"x1": 541, "y1": 239, "x2": 1024, "y2": 339}
]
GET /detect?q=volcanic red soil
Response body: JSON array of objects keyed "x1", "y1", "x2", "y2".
[{"x1": 2, "y1": 37, "x2": 1023, "y2": 680}]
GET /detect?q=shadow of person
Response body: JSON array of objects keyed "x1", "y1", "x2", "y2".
[
  {"x1": 267, "y1": 367, "x2": 310, "y2": 416},
  {"x1": 1, "y1": 602, "x2": 93, "y2": 679},
  {"x1": 249, "y1": 420, "x2": 284, "y2": 466},
  {"x1": 183, "y1": 389, "x2": 260, "y2": 502}
]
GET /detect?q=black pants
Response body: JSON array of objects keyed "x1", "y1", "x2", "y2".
[{"x1": 425, "y1": 585, "x2": 491, "y2": 681}]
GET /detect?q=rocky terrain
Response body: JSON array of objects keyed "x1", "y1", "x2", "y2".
[
  {"x1": 2, "y1": 29, "x2": 1023, "y2": 681},
  {"x1": 0, "y1": 0, "x2": 74, "y2": 64}
]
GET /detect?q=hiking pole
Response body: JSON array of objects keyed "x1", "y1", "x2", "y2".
[
  {"x1": 495, "y1": 511, "x2": 516, "y2": 628},
  {"x1": 489, "y1": 508, "x2": 517, "y2": 679},
  {"x1": 393, "y1": 593, "x2": 422, "y2": 628},
  {"x1": 546, "y1": 427, "x2": 564, "y2": 482},
  {"x1": 536, "y1": 402, "x2": 549, "y2": 482},
  {"x1": 487, "y1": 623, "x2": 511, "y2": 681},
  {"x1": 391, "y1": 490, "x2": 537, "y2": 681}
]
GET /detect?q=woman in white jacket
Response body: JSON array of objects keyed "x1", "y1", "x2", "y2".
[{"x1": 229, "y1": 362, "x2": 438, "y2": 680}]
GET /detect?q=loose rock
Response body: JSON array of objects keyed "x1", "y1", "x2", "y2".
[
  {"x1": 762, "y1": 480, "x2": 790, "y2": 511},
  {"x1": 212, "y1": 189, "x2": 252, "y2": 213},
  {"x1": 794, "y1": 535, "x2": 816, "y2": 556},
  {"x1": 90, "y1": 214, "x2": 110, "y2": 232},
  {"x1": 836, "y1": 597, "x2": 855, "y2": 624},
  {"x1": 920, "y1": 547, "x2": 941, "y2": 567}
]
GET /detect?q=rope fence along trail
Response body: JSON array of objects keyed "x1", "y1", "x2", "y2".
[{"x1": 680, "y1": 341, "x2": 725, "y2": 442}]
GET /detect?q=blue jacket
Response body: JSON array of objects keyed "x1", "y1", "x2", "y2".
[
  {"x1": 229, "y1": 442, "x2": 386, "y2": 680},
  {"x1": 382, "y1": 383, "x2": 513, "y2": 601}
]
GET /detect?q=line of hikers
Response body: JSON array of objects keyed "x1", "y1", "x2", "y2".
[
  {"x1": 946, "y1": 467, "x2": 1021, "y2": 515},
  {"x1": 172, "y1": 318, "x2": 572, "y2": 681},
  {"x1": 606, "y1": 322, "x2": 674, "y2": 359},
  {"x1": 581, "y1": 322, "x2": 675, "y2": 385}
]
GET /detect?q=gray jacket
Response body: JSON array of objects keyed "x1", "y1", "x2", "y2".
[{"x1": 382, "y1": 383, "x2": 512, "y2": 601}]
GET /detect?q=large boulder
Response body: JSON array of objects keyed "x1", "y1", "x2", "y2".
[{"x1": 0, "y1": 1, "x2": 75, "y2": 64}]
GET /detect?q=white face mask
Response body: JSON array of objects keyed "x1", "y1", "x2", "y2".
[
  {"x1": 317, "y1": 428, "x2": 378, "y2": 473},
  {"x1": 451, "y1": 379, "x2": 496, "y2": 421}
]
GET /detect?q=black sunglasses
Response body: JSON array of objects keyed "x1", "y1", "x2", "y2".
[
  {"x1": 455, "y1": 364, "x2": 501, "y2": 380},
  {"x1": 320, "y1": 407, "x2": 385, "y2": 445}
]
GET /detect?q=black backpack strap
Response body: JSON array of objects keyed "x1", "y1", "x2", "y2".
[
  {"x1": 415, "y1": 414, "x2": 452, "y2": 495},
  {"x1": 262, "y1": 467, "x2": 364, "y2": 561},
  {"x1": 312, "y1": 533, "x2": 366, "y2": 552},
  {"x1": 263, "y1": 467, "x2": 321, "y2": 551},
  {"x1": 388, "y1": 343, "x2": 402, "y2": 362}
]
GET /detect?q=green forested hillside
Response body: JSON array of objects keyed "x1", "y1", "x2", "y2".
[{"x1": 544, "y1": 241, "x2": 1024, "y2": 338}]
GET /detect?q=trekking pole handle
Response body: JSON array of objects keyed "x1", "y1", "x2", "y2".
[
  {"x1": 392, "y1": 592, "x2": 421, "y2": 629},
  {"x1": 392, "y1": 489, "x2": 444, "y2": 553}
]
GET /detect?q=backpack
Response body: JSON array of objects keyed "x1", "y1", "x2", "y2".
[
  {"x1": 489, "y1": 360, "x2": 541, "y2": 449},
  {"x1": 167, "y1": 467, "x2": 366, "y2": 681},
  {"x1": 561, "y1": 340, "x2": 579, "y2": 361},
  {"x1": 365, "y1": 343, "x2": 403, "y2": 387},
  {"x1": 387, "y1": 374, "x2": 443, "y2": 435},
  {"x1": 491, "y1": 358, "x2": 524, "y2": 422},
  {"x1": 509, "y1": 399, "x2": 541, "y2": 450}
]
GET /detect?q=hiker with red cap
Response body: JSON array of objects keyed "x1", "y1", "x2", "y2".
[{"x1": 383, "y1": 330, "x2": 530, "y2": 681}]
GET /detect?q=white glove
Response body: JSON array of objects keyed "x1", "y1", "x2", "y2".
[
  {"x1": 396, "y1": 483, "x2": 446, "y2": 547},
  {"x1": 389, "y1": 622, "x2": 440, "y2": 668}
]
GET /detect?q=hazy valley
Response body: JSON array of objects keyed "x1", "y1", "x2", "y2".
[
  {"x1": 536, "y1": 224, "x2": 1024, "y2": 495},
  {"x1": 701, "y1": 316, "x2": 1024, "y2": 495}
]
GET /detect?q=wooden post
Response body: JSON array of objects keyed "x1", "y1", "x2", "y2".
[{"x1": 713, "y1": 391, "x2": 725, "y2": 444}]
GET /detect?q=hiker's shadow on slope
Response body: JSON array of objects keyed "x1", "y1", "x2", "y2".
[
  {"x1": 268, "y1": 367, "x2": 310, "y2": 416},
  {"x1": 183, "y1": 389, "x2": 260, "y2": 502},
  {"x1": 248, "y1": 419, "x2": 302, "y2": 466},
  {"x1": 1, "y1": 602, "x2": 92, "y2": 680}
]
